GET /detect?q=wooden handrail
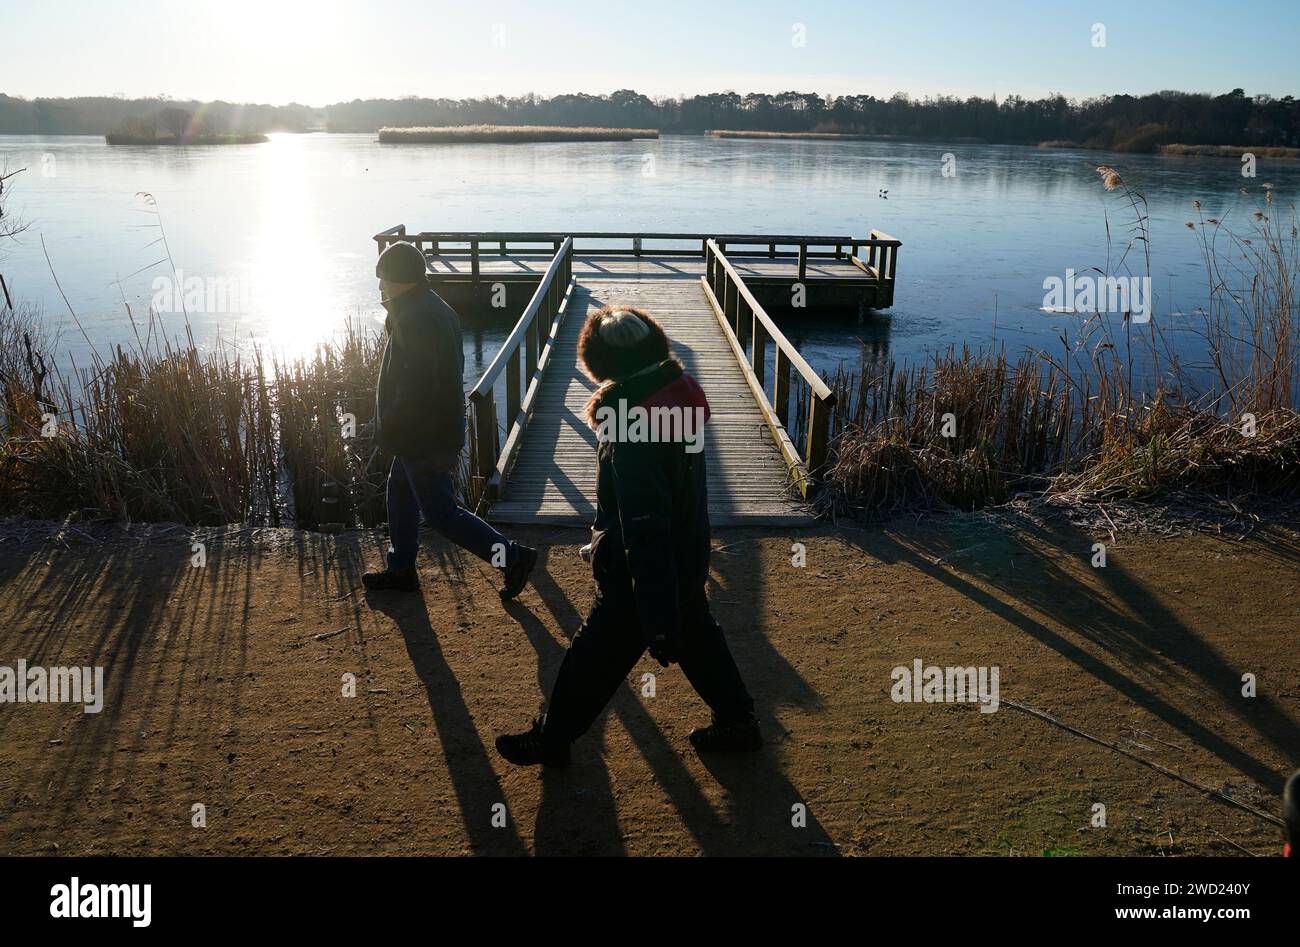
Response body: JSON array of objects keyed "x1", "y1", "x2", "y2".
[
  {"x1": 373, "y1": 228, "x2": 871, "y2": 265},
  {"x1": 706, "y1": 240, "x2": 832, "y2": 401},
  {"x1": 374, "y1": 229, "x2": 900, "y2": 308},
  {"x1": 847, "y1": 230, "x2": 902, "y2": 306},
  {"x1": 701, "y1": 239, "x2": 836, "y2": 494},
  {"x1": 375, "y1": 228, "x2": 858, "y2": 245},
  {"x1": 465, "y1": 237, "x2": 574, "y2": 505}
]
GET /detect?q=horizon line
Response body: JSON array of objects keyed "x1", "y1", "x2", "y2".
[{"x1": 3, "y1": 84, "x2": 1293, "y2": 113}]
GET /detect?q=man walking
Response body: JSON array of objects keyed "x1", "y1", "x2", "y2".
[
  {"x1": 363, "y1": 241, "x2": 536, "y2": 599},
  {"x1": 495, "y1": 306, "x2": 761, "y2": 766}
]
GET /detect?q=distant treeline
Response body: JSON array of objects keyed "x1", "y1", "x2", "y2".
[
  {"x1": 2, "y1": 88, "x2": 1297, "y2": 151},
  {"x1": 0, "y1": 95, "x2": 315, "y2": 136},
  {"x1": 377, "y1": 125, "x2": 658, "y2": 143}
]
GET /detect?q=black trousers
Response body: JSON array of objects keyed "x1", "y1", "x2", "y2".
[{"x1": 543, "y1": 580, "x2": 755, "y2": 746}]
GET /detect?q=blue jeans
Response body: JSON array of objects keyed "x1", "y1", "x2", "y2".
[{"x1": 385, "y1": 456, "x2": 509, "y2": 570}]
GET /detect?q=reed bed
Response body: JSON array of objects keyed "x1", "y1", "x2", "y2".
[
  {"x1": 812, "y1": 350, "x2": 1076, "y2": 514},
  {"x1": 810, "y1": 353, "x2": 1300, "y2": 519},
  {"x1": 2, "y1": 317, "x2": 266, "y2": 525},
  {"x1": 378, "y1": 125, "x2": 658, "y2": 143},
  {"x1": 708, "y1": 130, "x2": 879, "y2": 140},
  {"x1": 812, "y1": 177, "x2": 1300, "y2": 519},
  {"x1": 272, "y1": 319, "x2": 385, "y2": 529},
  {"x1": 0, "y1": 311, "x2": 478, "y2": 528},
  {"x1": 1158, "y1": 144, "x2": 1300, "y2": 159}
]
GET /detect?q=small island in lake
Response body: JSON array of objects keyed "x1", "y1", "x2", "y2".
[
  {"x1": 106, "y1": 131, "x2": 269, "y2": 145},
  {"x1": 105, "y1": 106, "x2": 268, "y2": 145},
  {"x1": 709, "y1": 129, "x2": 883, "y2": 140}
]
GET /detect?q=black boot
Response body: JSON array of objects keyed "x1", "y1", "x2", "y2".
[
  {"x1": 495, "y1": 717, "x2": 570, "y2": 767},
  {"x1": 499, "y1": 543, "x2": 538, "y2": 601},
  {"x1": 362, "y1": 566, "x2": 419, "y2": 591},
  {"x1": 689, "y1": 715, "x2": 763, "y2": 753}
]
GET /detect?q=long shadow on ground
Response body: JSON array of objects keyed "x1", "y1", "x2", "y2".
[
  {"x1": 840, "y1": 515, "x2": 1299, "y2": 795},
  {"x1": 509, "y1": 537, "x2": 838, "y2": 855}
]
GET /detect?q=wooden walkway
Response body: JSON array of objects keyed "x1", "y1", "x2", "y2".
[
  {"x1": 373, "y1": 229, "x2": 901, "y2": 528},
  {"x1": 488, "y1": 270, "x2": 808, "y2": 525}
]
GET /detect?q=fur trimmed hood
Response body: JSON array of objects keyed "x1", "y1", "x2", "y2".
[{"x1": 583, "y1": 357, "x2": 711, "y2": 430}]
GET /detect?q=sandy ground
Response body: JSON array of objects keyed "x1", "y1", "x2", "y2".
[{"x1": 0, "y1": 510, "x2": 1296, "y2": 856}]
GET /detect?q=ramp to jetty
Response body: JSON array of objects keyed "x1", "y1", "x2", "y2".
[{"x1": 372, "y1": 229, "x2": 901, "y2": 526}]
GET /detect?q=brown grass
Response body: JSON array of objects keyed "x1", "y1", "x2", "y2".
[
  {"x1": 813, "y1": 176, "x2": 1300, "y2": 518},
  {"x1": 1159, "y1": 144, "x2": 1300, "y2": 159},
  {"x1": 708, "y1": 129, "x2": 880, "y2": 140},
  {"x1": 0, "y1": 310, "x2": 482, "y2": 528},
  {"x1": 813, "y1": 351, "x2": 1300, "y2": 519}
]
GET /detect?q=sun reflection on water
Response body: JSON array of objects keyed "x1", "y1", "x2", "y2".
[{"x1": 252, "y1": 133, "x2": 352, "y2": 363}]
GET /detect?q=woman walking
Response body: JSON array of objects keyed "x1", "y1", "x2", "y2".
[{"x1": 495, "y1": 306, "x2": 760, "y2": 766}]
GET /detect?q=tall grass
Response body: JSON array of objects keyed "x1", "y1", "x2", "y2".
[
  {"x1": 812, "y1": 350, "x2": 1074, "y2": 513},
  {"x1": 708, "y1": 130, "x2": 879, "y2": 141},
  {"x1": 272, "y1": 318, "x2": 385, "y2": 528},
  {"x1": 813, "y1": 176, "x2": 1300, "y2": 519},
  {"x1": 0, "y1": 309, "x2": 479, "y2": 528},
  {"x1": 1159, "y1": 144, "x2": 1300, "y2": 159}
]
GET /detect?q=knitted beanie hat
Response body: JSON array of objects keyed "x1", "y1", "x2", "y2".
[{"x1": 597, "y1": 308, "x2": 651, "y2": 348}]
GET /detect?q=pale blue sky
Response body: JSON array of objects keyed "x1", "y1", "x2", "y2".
[{"x1": 4, "y1": 0, "x2": 1296, "y2": 105}]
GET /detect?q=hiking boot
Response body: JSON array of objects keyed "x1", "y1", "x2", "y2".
[
  {"x1": 495, "y1": 717, "x2": 570, "y2": 767},
  {"x1": 361, "y1": 566, "x2": 419, "y2": 592},
  {"x1": 689, "y1": 716, "x2": 763, "y2": 753},
  {"x1": 499, "y1": 543, "x2": 538, "y2": 601}
]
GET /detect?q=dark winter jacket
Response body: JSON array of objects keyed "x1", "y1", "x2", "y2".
[
  {"x1": 586, "y1": 358, "x2": 713, "y2": 658},
  {"x1": 375, "y1": 286, "x2": 466, "y2": 461}
]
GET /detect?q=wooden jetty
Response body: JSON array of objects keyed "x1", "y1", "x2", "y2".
[{"x1": 373, "y1": 228, "x2": 901, "y2": 526}]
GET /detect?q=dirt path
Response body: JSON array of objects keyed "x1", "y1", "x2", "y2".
[{"x1": 0, "y1": 512, "x2": 1296, "y2": 856}]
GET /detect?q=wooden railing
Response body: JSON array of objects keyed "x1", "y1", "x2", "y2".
[
  {"x1": 376, "y1": 226, "x2": 857, "y2": 257},
  {"x1": 375, "y1": 225, "x2": 901, "y2": 306},
  {"x1": 701, "y1": 239, "x2": 836, "y2": 495},
  {"x1": 464, "y1": 237, "x2": 574, "y2": 507},
  {"x1": 848, "y1": 230, "x2": 901, "y2": 306},
  {"x1": 379, "y1": 224, "x2": 881, "y2": 257}
]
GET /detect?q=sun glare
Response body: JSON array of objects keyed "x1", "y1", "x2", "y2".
[{"x1": 252, "y1": 134, "x2": 341, "y2": 362}]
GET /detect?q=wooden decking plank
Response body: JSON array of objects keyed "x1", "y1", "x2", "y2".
[{"x1": 487, "y1": 275, "x2": 809, "y2": 527}]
